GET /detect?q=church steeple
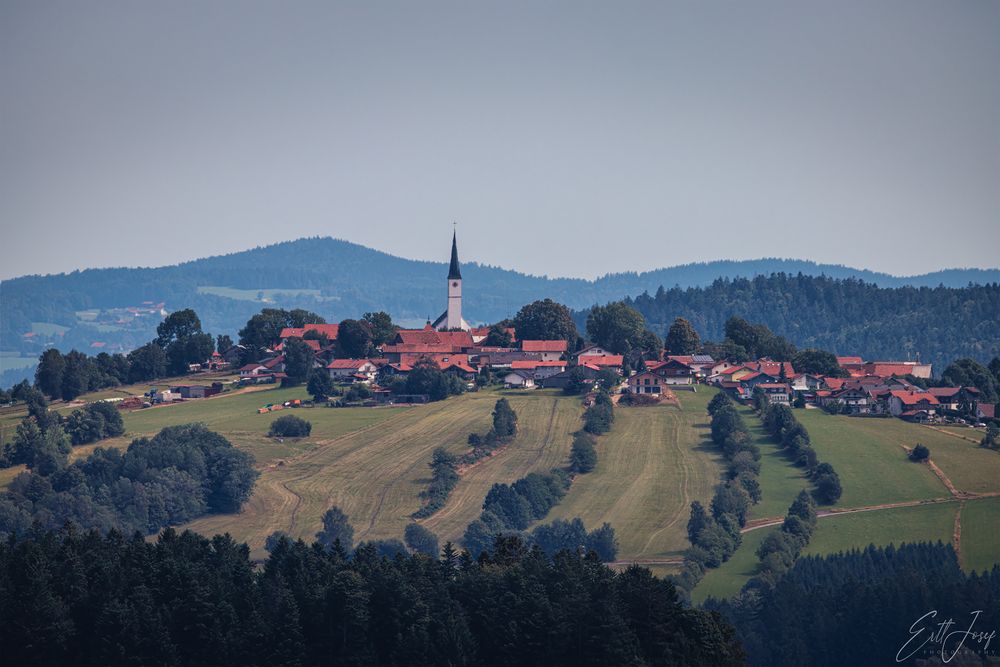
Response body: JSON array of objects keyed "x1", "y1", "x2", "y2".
[{"x1": 448, "y1": 230, "x2": 462, "y2": 280}]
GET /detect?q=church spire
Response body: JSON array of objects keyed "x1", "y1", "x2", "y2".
[{"x1": 448, "y1": 230, "x2": 462, "y2": 280}]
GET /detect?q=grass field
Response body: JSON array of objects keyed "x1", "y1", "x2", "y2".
[
  {"x1": 960, "y1": 497, "x2": 1000, "y2": 574},
  {"x1": 739, "y1": 407, "x2": 809, "y2": 520},
  {"x1": 178, "y1": 389, "x2": 569, "y2": 559},
  {"x1": 30, "y1": 321, "x2": 70, "y2": 336},
  {"x1": 196, "y1": 286, "x2": 337, "y2": 302},
  {"x1": 0, "y1": 355, "x2": 38, "y2": 373},
  {"x1": 693, "y1": 502, "x2": 960, "y2": 602},
  {"x1": 692, "y1": 526, "x2": 779, "y2": 604},
  {"x1": 420, "y1": 390, "x2": 582, "y2": 543},
  {"x1": 541, "y1": 388, "x2": 725, "y2": 561},
  {"x1": 805, "y1": 502, "x2": 957, "y2": 556},
  {"x1": 795, "y1": 410, "x2": 947, "y2": 507}
]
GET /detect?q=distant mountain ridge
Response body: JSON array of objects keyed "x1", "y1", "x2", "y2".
[{"x1": 1, "y1": 237, "x2": 998, "y2": 379}]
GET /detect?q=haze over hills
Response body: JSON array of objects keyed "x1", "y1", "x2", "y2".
[{"x1": 2, "y1": 236, "x2": 998, "y2": 386}]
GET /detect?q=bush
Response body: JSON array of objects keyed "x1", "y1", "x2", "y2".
[
  {"x1": 345, "y1": 384, "x2": 372, "y2": 402},
  {"x1": 64, "y1": 401, "x2": 125, "y2": 446},
  {"x1": 404, "y1": 523, "x2": 439, "y2": 556},
  {"x1": 909, "y1": 444, "x2": 930, "y2": 461},
  {"x1": 316, "y1": 506, "x2": 354, "y2": 550},
  {"x1": 618, "y1": 393, "x2": 660, "y2": 406},
  {"x1": 268, "y1": 415, "x2": 312, "y2": 438},
  {"x1": 570, "y1": 431, "x2": 598, "y2": 473}
]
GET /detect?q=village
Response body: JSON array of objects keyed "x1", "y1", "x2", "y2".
[{"x1": 134, "y1": 233, "x2": 994, "y2": 429}]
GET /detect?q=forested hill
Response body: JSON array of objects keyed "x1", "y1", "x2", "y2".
[
  {"x1": 599, "y1": 274, "x2": 1000, "y2": 373},
  {"x1": 2, "y1": 237, "x2": 998, "y2": 372}
]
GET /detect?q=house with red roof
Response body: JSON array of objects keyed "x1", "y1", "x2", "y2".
[
  {"x1": 576, "y1": 355, "x2": 624, "y2": 370},
  {"x1": 278, "y1": 323, "x2": 340, "y2": 344},
  {"x1": 976, "y1": 403, "x2": 995, "y2": 421},
  {"x1": 645, "y1": 358, "x2": 695, "y2": 385},
  {"x1": 520, "y1": 340, "x2": 568, "y2": 361},
  {"x1": 927, "y1": 386, "x2": 980, "y2": 413},
  {"x1": 888, "y1": 390, "x2": 939, "y2": 420}
]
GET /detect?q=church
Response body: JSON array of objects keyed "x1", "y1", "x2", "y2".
[{"x1": 430, "y1": 232, "x2": 471, "y2": 331}]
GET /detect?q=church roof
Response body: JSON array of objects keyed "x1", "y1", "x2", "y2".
[{"x1": 448, "y1": 231, "x2": 462, "y2": 280}]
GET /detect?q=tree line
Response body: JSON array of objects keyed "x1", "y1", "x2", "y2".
[
  {"x1": 0, "y1": 525, "x2": 744, "y2": 666},
  {"x1": 616, "y1": 273, "x2": 1000, "y2": 374},
  {"x1": 704, "y1": 541, "x2": 1000, "y2": 666},
  {"x1": 758, "y1": 402, "x2": 842, "y2": 504},
  {"x1": 674, "y1": 392, "x2": 760, "y2": 593}
]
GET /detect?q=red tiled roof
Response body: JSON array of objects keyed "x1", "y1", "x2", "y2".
[
  {"x1": 382, "y1": 344, "x2": 459, "y2": 354},
  {"x1": 864, "y1": 362, "x2": 920, "y2": 377},
  {"x1": 262, "y1": 355, "x2": 285, "y2": 369},
  {"x1": 276, "y1": 339, "x2": 323, "y2": 352},
  {"x1": 890, "y1": 390, "x2": 939, "y2": 406},
  {"x1": 395, "y1": 328, "x2": 474, "y2": 348},
  {"x1": 666, "y1": 355, "x2": 694, "y2": 364},
  {"x1": 837, "y1": 356, "x2": 864, "y2": 366},
  {"x1": 521, "y1": 340, "x2": 568, "y2": 353},
  {"x1": 578, "y1": 355, "x2": 623, "y2": 367},
  {"x1": 824, "y1": 378, "x2": 847, "y2": 390},
  {"x1": 979, "y1": 404, "x2": 995, "y2": 419},
  {"x1": 279, "y1": 324, "x2": 340, "y2": 340},
  {"x1": 744, "y1": 360, "x2": 795, "y2": 376},
  {"x1": 927, "y1": 387, "x2": 961, "y2": 398},
  {"x1": 327, "y1": 359, "x2": 374, "y2": 370}
]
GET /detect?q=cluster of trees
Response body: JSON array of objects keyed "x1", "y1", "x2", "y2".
[
  {"x1": 706, "y1": 541, "x2": 1000, "y2": 666},
  {"x1": 624, "y1": 273, "x2": 1000, "y2": 373},
  {"x1": 570, "y1": 430, "x2": 598, "y2": 473},
  {"x1": 268, "y1": 415, "x2": 312, "y2": 438},
  {"x1": 583, "y1": 391, "x2": 615, "y2": 435},
  {"x1": 747, "y1": 490, "x2": 817, "y2": 589},
  {"x1": 941, "y1": 357, "x2": 1000, "y2": 403},
  {"x1": 28, "y1": 308, "x2": 224, "y2": 401},
  {"x1": 383, "y1": 358, "x2": 466, "y2": 401},
  {"x1": 511, "y1": 298, "x2": 581, "y2": 347},
  {"x1": 462, "y1": 398, "x2": 518, "y2": 464},
  {"x1": 909, "y1": 443, "x2": 930, "y2": 461},
  {"x1": 760, "y1": 403, "x2": 843, "y2": 504},
  {"x1": 1, "y1": 393, "x2": 123, "y2": 469},
  {"x1": 675, "y1": 392, "x2": 759, "y2": 592},
  {"x1": 462, "y1": 469, "x2": 571, "y2": 556},
  {"x1": 529, "y1": 518, "x2": 618, "y2": 561},
  {"x1": 982, "y1": 424, "x2": 1000, "y2": 450},
  {"x1": 412, "y1": 448, "x2": 460, "y2": 519},
  {"x1": 586, "y1": 302, "x2": 662, "y2": 362},
  {"x1": 0, "y1": 526, "x2": 744, "y2": 666},
  {"x1": 0, "y1": 423, "x2": 258, "y2": 537},
  {"x1": 63, "y1": 400, "x2": 125, "y2": 445}
]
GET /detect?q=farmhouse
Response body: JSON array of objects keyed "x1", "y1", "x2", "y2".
[
  {"x1": 888, "y1": 390, "x2": 939, "y2": 420},
  {"x1": 520, "y1": 339, "x2": 568, "y2": 362},
  {"x1": 327, "y1": 359, "x2": 378, "y2": 382},
  {"x1": 644, "y1": 358, "x2": 695, "y2": 385},
  {"x1": 756, "y1": 383, "x2": 791, "y2": 405}
]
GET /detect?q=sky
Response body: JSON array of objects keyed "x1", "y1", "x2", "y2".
[{"x1": 1, "y1": 1, "x2": 998, "y2": 281}]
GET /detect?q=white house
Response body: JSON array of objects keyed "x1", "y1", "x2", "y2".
[
  {"x1": 503, "y1": 370, "x2": 536, "y2": 389},
  {"x1": 327, "y1": 359, "x2": 378, "y2": 382}
]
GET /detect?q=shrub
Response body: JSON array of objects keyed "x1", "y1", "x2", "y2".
[
  {"x1": 570, "y1": 431, "x2": 598, "y2": 473},
  {"x1": 268, "y1": 414, "x2": 312, "y2": 438},
  {"x1": 909, "y1": 444, "x2": 930, "y2": 461},
  {"x1": 404, "y1": 523, "x2": 439, "y2": 556}
]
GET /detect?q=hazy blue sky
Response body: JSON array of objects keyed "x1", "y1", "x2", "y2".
[{"x1": 2, "y1": 1, "x2": 998, "y2": 280}]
